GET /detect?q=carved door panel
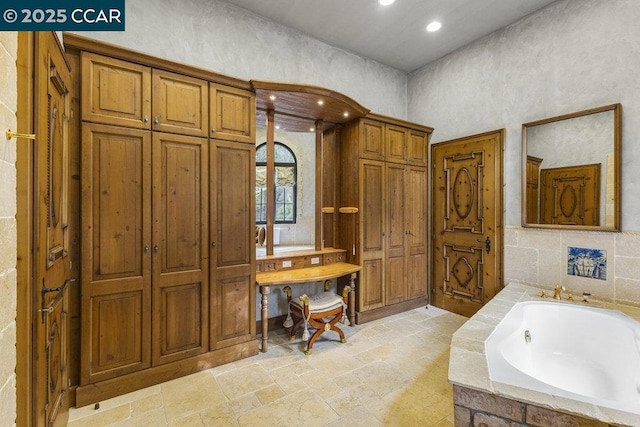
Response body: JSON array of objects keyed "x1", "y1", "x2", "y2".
[
  {"x1": 540, "y1": 164, "x2": 600, "y2": 226},
  {"x1": 432, "y1": 130, "x2": 503, "y2": 317},
  {"x1": 152, "y1": 133, "x2": 209, "y2": 365},
  {"x1": 34, "y1": 32, "x2": 72, "y2": 427}
]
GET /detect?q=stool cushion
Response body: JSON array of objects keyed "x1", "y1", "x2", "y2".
[{"x1": 291, "y1": 291, "x2": 343, "y2": 313}]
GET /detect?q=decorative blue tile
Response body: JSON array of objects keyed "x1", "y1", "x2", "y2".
[{"x1": 567, "y1": 247, "x2": 606, "y2": 280}]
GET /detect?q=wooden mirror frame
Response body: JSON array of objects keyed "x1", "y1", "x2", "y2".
[{"x1": 521, "y1": 103, "x2": 621, "y2": 231}]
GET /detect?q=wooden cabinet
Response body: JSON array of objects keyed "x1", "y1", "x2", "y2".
[
  {"x1": 339, "y1": 116, "x2": 432, "y2": 322},
  {"x1": 210, "y1": 83, "x2": 255, "y2": 143},
  {"x1": 210, "y1": 140, "x2": 256, "y2": 348},
  {"x1": 152, "y1": 70, "x2": 209, "y2": 137},
  {"x1": 81, "y1": 52, "x2": 151, "y2": 129},
  {"x1": 357, "y1": 117, "x2": 430, "y2": 166},
  {"x1": 72, "y1": 40, "x2": 258, "y2": 405}
]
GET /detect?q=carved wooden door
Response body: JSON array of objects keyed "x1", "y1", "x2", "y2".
[
  {"x1": 34, "y1": 32, "x2": 72, "y2": 427},
  {"x1": 432, "y1": 130, "x2": 503, "y2": 317},
  {"x1": 540, "y1": 164, "x2": 600, "y2": 226}
]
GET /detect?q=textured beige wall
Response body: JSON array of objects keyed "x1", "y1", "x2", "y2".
[
  {"x1": 408, "y1": 0, "x2": 640, "y2": 304},
  {"x1": 0, "y1": 32, "x2": 18, "y2": 425}
]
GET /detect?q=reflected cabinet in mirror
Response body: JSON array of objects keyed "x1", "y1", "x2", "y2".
[{"x1": 522, "y1": 103, "x2": 621, "y2": 231}]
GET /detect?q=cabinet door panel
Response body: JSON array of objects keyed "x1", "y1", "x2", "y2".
[
  {"x1": 407, "y1": 167, "x2": 428, "y2": 299},
  {"x1": 407, "y1": 130, "x2": 429, "y2": 166},
  {"x1": 386, "y1": 125, "x2": 407, "y2": 164},
  {"x1": 212, "y1": 271, "x2": 254, "y2": 349},
  {"x1": 359, "y1": 160, "x2": 385, "y2": 311},
  {"x1": 210, "y1": 84, "x2": 255, "y2": 143},
  {"x1": 81, "y1": 52, "x2": 151, "y2": 129},
  {"x1": 152, "y1": 70, "x2": 208, "y2": 137},
  {"x1": 152, "y1": 133, "x2": 209, "y2": 365},
  {"x1": 359, "y1": 119, "x2": 385, "y2": 160},
  {"x1": 361, "y1": 259, "x2": 384, "y2": 310},
  {"x1": 386, "y1": 164, "x2": 406, "y2": 304},
  {"x1": 81, "y1": 122, "x2": 151, "y2": 384},
  {"x1": 211, "y1": 141, "x2": 256, "y2": 348}
]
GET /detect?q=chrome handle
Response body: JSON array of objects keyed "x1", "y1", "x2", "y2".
[
  {"x1": 144, "y1": 244, "x2": 149, "y2": 254},
  {"x1": 211, "y1": 127, "x2": 216, "y2": 134},
  {"x1": 39, "y1": 307, "x2": 54, "y2": 313},
  {"x1": 154, "y1": 116, "x2": 159, "y2": 125},
  {"x1": 143, "y1": 115, "x2": 149, "y2": 124},
  {"x1": 154, "y1": 245, "x2": 159, "y2": 253},
  {"x1": 211, "y1": 241, "x2": 216, "y2": 248}
]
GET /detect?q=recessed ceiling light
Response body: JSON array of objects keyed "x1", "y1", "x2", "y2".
[
  {"x1": 269, "y1": 95, "x2": 276, "y2": 101},
  {"x1": 343, "y1": 112, "x2": 349, "y2": 117},
  {"x1": 426, "y1": 21, "x2": 442, "y2": 32},
  {"x1": 317, "y1": 100, "x2": 324, "y2": 106},
  {"x1": 379, "y1": 0, "x2": 395, "y2": 5},
  {"x1": 275, "y1": 125, "x2": 280, "y2": 129},
  {"x1": 309, "y1": 127, "x2": 315, "y2": 132}
]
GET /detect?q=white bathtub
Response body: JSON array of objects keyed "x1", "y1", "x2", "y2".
[{"x1": 485, "y1": 301, "x2": 640, "y2": 415}]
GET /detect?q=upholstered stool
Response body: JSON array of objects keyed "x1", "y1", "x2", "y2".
[{"x1": 284, "y1": 284, "x2": 351, "y2": 355}]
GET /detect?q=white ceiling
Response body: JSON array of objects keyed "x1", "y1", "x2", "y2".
[{"x1": 222, "y1": 0, "x2": 559, "y2": 72}]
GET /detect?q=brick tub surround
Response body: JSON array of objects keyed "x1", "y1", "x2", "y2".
[{"x1": 449, "y1": 283, "x2": 640, "y2": 427}]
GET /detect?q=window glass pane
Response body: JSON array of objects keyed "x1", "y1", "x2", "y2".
[{"x1": 255, "y1": 142, "x2": 297, "y2": 224}]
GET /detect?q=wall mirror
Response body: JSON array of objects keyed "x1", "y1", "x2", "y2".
[{"x1": 522, "y1": 103, "x2": 621, "y2": 231}]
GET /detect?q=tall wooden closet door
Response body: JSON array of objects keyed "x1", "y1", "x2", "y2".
[
  {"x1": 81, "y1": 123, "x2": 151, "y2": 384},
  {"x1": 406, "y1": 166, "x2": 428, "y2": 299},
  {"x1": 359, "y1": 160, "x2": 386, "y2": 311},
  {"x1": 210, "y1": 140, "x2": 256, "y2": 349},
  {"x1": 385, "y1": 164, "x2": 406, "y2": 305},
  {"x1": 151, "y1": 133, "x2": 209, "y2": 365}
]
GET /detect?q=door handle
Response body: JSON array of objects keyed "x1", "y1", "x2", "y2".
[
  {"x1": 477, "y1": 236, "x2": 491, "y2": 254},
  {"x1": 154, "y1": 245, "x2": 159, "y2": 253},
  {"x1": 41, "y1": 278, "x2": 76, "y2": 295}
]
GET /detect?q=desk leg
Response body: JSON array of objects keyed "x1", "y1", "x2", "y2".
[
  {"x1": 348, "y1": 273, "x2": 356, "y2": 327},
  {"x1": 260, "y1": 285, "x2": 270, "y2": 353}
]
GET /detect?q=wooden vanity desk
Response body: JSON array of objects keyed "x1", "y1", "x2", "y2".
[{"x1": 255, "y1": 248, "x2": 361, "y2": 352}]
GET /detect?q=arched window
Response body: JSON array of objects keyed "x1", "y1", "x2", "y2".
[{"x1": 255, "y1": 142, "x2": 297, "y2": 224}]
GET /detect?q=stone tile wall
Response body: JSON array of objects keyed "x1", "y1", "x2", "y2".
[
  {"x1": 0, "y1": 32, "x2": 18, "y2": 425},
  {"x1": 505, "y1": 227, "x2": 640, "y2": 306}
]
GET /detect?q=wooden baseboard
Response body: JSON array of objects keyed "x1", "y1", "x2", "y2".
[
  {"x1": 356, "y1": 297, "x2": 428, "y2": 324},
  {"x1": 74, "y1": 340, "x2": 258, "y2": 408}
]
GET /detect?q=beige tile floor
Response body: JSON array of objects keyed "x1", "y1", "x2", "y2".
[{"x1": 68, "y1": 306, "x2": 467, "y2": 426}]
